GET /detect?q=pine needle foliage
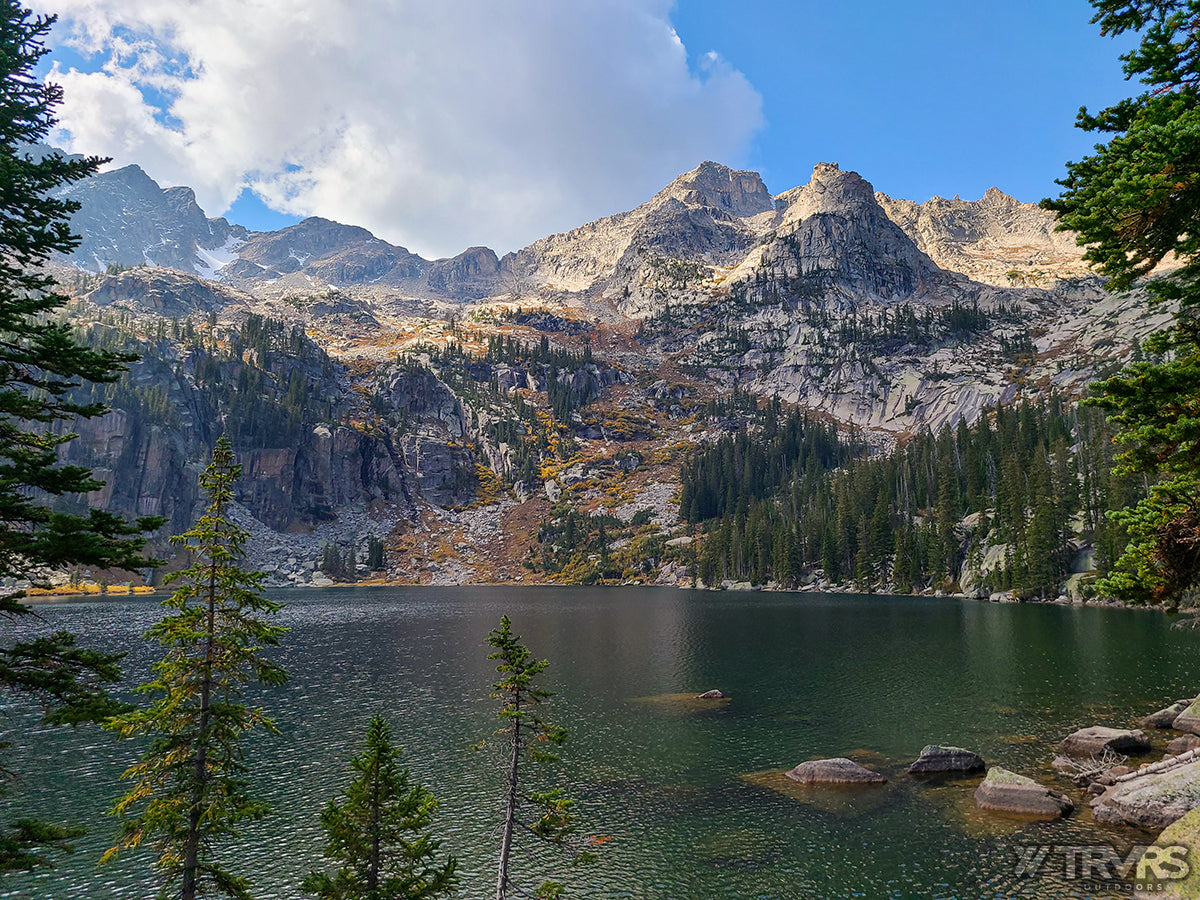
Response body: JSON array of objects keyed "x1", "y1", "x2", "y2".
[
  {"x1": 1047, "y1": 0, "x2": 1200, "y2": 609},
  {"x1": 104, "y1": 437, "x2": 287, "y2": 900},
  {"x1": 303, "y1": 714, "x2": 457, "y2": 900},
  {"x1": 486, "y1": 616, "x2": 591, "y2": 900},
  {"x1": 0, "y1": 1, "x2": 161, "y2": 876}
]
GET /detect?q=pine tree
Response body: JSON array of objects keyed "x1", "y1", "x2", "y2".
[
  {"x1": 104, "y1": 437, "x2": 288, "y2": 899},
  {"x1": 303, "y1": 715, "x2": 457, "y2": 900},
  {"x1": 1047, "y1": 1, "x2": 1200, "y2": 609},
  {"x1": 485, "y1": 617, "x2": 590, "y2": 900},
  {"x1": 0, "y1": 2, "x2": 161, "y2": 874}
]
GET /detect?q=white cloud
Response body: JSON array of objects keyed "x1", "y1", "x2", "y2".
[{"x1": 35, "y1": 0, "x2": 764, "y2": 258}]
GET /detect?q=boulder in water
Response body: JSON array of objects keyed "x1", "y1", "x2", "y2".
[
  {"x1": 974, "y1": 767, "x2": 1073, "y2": 819},
  {"x1": 785, "y1": 758, "x2": 886, "y2": 784},
  {"x1": 907, "y1": 745, "x2": 985, "y2": 775},
  {"x1": 1057, "y1": 726, "x2": 1151, "y2": 757}
]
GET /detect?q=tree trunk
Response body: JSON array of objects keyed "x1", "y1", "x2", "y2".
[
  {"x1": 183, "y1": 525, "x2": 220, "y2": 900},
  {"x1": 495, "y1": 698, "x2": 521, "y2": 900}
]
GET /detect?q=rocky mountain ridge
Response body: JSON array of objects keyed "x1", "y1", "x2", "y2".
[{"x1": 38, "y1": 152, "x2": 1168, "y2": 593}]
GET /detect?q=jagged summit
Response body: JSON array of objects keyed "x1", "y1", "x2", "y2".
[
  {"x1": 656, "y1": 160, "x2": 774, "y2": 217},
  {"x1": 57, "y1": 161, "x2": 244, "y2": 275},
  {"x1": 51, "y1": 148, "x2": 1090, "y2": 308}
]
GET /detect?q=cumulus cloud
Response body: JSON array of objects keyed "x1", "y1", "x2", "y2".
[{"x1": 35, "y1": 0, "x2": 763, "y2": 258}]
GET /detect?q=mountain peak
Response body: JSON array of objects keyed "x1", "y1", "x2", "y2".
[
  {"x1": 774, "y1": 162, "x2": 879, "y2": 223},
  {"x1": 657, "y1": 160, "x2": 774, "y2": 217}
]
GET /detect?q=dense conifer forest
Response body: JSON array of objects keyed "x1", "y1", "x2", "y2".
[{"x1": 679, "y1": 397, "x2": 1140, "y2": 597}]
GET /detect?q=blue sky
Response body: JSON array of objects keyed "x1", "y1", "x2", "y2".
[
  {"x1": 36, "y1": 0, "x2": 1137, "y2": 254},
  {"x1": 671, "y1": 0, "x2": 1136, "y2": 207}
]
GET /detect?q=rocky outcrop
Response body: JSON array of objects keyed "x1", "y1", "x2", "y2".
[
  {"x1": 876, "y1": 186, "x2": 1092, "y2": 287},
  {"x1": 1057, "y1": 726, "x2": 1152, "y2": 758},
  {"x1": 785, "y1": 758, "x2": 886, "y2": 784},
  {"x1": 1142, "y1": 699, "x2": 1196, "y2": 730},
  {"x1": 84, "y1": 266, "x2": 250, "y2": 317},
  {"x1": 1172, "y1": 699, "x2": 1200, "y2": 736},
  {"x1": 1091, "y1": 760, "x2": 1200, "y2": 829},
  {"x1": 906, "y1": 745, "x2": 985, "y2": 775},
  {"x1": 696, "y1": 689, "x2": 726, "y2": 700},
  {"x1": 974, "y1": 767, "x2": 1073, "y2": 818}
]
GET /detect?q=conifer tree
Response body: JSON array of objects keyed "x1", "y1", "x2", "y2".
[
  {"x1": 0, "y1": 1, "x2": 161, "y2": 874},
  {"x1": 105, "y1": 437, "x2": 288, "y2": 900},
  {"x1": 1047, "y1": 1, "x2": 1200, "y2": 609},
  {"x1": 485, "y1": 617, "x2": 589, "y2": 900},
  {"x1": 303, "y1": 715, "x2": 457, "y2": 900}
]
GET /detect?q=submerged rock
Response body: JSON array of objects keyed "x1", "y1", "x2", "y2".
[
  {"x1": 785, "y1": 758, "x2": 887, "y2": 785},
  {"x1": 1057, "y1": 726, "x2": 1151, "y2": 758},
  {"x1": 907, "y1": 745, "x2": 985, "y2": 775},
  {"x1": 973, "y1": 767, "x2": 1073, "y2": 819},
  {"x1": 1091, "y1": 759, "x2": 1200, "y2": 829},
  {"x1": 1172, "y1": 699, "x2": 1200, "y2": 736},
  {"x1": 1141, "y1": 699, "x2": 1195, "y2": 730}
]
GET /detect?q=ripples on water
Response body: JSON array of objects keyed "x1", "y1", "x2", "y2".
[{"x1": 4, "y1": 586, "x2": 1198, "y2": 899}]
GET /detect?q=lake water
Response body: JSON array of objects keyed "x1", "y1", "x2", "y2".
[{"x1": 4, "y1": 587, "x2": 1199, "y2": 900}]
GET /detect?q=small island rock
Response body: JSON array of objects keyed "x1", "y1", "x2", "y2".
[
  {"x1": 1140, "y1": 699, "x2": 1195, "y2": 730},
  {"x1": 786, "y1": 758, "x2": 887, "y2": 784},
  {"x1": 1057, "y1": 726, "x2": 1151, "y2": 757},
  {"x1": 695, "y1": 689, "x2": 725, "y2": 700},
  {"x1": 1172, "y1": 699, "x2": 1200, "y2": 736},
  {"x1": 907, "y1": 744, "x2": 985, "y2": 775},
  {"x1": 1091, "y1": 759, "x2": 1200, "y2": 829},
  {"x1": 974, "y1": 767, "x2": 1074, "y2": 819}
]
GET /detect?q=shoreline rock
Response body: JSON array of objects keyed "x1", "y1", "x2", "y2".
[
  {"x1": 1140, "y1": 699, "x2": 1195, "y2": 730},
  {"x1": 1172, "y1": 699, "x2": 1200, "y2": 736},
  {"x1": 1057, "y1": 726, "x2": 1151, "y2": 758},
  {"x1": 1090, "y1": 759, "x2": 1200, "y2": 829}
]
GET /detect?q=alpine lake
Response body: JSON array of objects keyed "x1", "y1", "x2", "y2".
[{"x1": 4, "y1": 586, "x2": 1200, "y2": 900}]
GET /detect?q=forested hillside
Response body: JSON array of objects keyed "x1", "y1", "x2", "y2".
[{"x1": 680, "y1": 398, "x2": 1140, "y2": 598}]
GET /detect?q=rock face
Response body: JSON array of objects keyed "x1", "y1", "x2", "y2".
[
  {"x1": 906, "y1": 745, "x2": 985, "y2": 775},
  {"x1": 1142, "y1": 699, "x2": 1196, "y2": 730},
  {"x1": 974, "y1": 767, "x2": 1073, "y2": 819},
  {"x1": 1172, "y1": 699, "x2": 1200, "y2": 736},
  {"x1": 785, "y1": 758, "x2": 886, "y2": 784},
  {"x1": 1057, "y1": 726, "x2": 1152, "y2": 758},
  {"x1": 875, "y1": 186, "x2": 1092, "y2": 288},
  {"x1": 56, "y1": 161, "x2": 246, "y2": 276},
  {"x1": 1091, "y1": 760, "x2": 1200, "y2": 829}
]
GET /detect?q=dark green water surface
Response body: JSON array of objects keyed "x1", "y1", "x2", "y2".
[{"x1": 4, "y1": 587, "x2": 1199, "y2": 899}]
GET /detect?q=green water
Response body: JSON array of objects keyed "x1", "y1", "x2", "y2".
[{"x1": 4, "y1": 587, "x2": 1199, "y2": 899}]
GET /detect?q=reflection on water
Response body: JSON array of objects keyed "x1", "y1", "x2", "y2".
[{"x1": 4, "y1": 586, "x2": 1199, "y2": 899}]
